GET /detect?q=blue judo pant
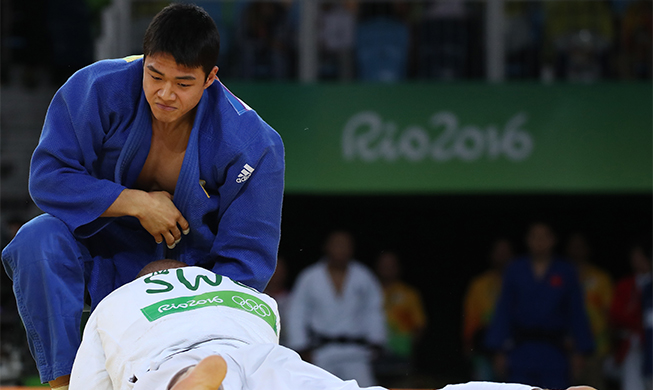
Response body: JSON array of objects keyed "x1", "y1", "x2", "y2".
[
  {"x1": 508, "y1": 342, "x2": 571, "y2": 389},
  {"x1": 1, "y1": 214, "x2": 163, "y2": 383}
]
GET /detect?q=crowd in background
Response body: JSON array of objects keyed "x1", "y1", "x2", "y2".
[
  {"x1": 463, "y1": 225, "x2": 652, "y2": 390},
  {"x1": 264, "y1": 224, "x2": 652, "y2": 390},
  {"x1": 2, "y1": 0, "x2": 652, "y2": 87},
  {"x1": 1, "y1": 210, "x2": 652, "y2": 388}
]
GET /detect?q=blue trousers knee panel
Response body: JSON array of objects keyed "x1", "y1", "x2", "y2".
[{"x1": 2, "y1": 214, "x2": 163, "y2": 383}]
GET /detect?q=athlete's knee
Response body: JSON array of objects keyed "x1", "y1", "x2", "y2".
[
  {"x1": 2, "y1": 214, "x2": 83, "y2": 274},
  {"x1": 17, "y1": 214, "x2": 74, "y2": 244}
]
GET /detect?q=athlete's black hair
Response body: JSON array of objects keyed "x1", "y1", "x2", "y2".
[{"x1": 143, "y1": 3, "x2": 220, "y2": 78}]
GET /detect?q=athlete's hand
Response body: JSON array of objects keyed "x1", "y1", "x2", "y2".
[
  {"x1": 136, "y1": 191, "x2": 190, "y2": 248},
  {"x1": 101, "y1": 189, "x2": 190, "y2": 248}
]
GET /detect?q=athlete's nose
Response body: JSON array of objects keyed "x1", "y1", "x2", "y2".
[{"x1": 158, "y1": 81, "x2": 176, "y2": 101}]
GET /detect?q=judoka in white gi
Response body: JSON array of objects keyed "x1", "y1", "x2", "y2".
[
  {"x1": 69, "y1": 259, "x2": 597, "y2": 390},
  {"x1": 285, "y1": 230, "x2": 387, "y2": 386},
  {"x1": 70, "y1": 259, "x2": 379, "y2": 390}
]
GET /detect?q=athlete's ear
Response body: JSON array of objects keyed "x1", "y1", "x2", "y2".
[{"x1": 204, "y1": 66, "x2": 219, "y2": 89}]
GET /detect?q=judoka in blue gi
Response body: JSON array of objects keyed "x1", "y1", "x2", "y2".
[
  {"x1": 485, "y1": 223, "x2": 595, "y2": 389},
  {"x1": 1, "y1": 4, "x2": 284, "y2": 388}
]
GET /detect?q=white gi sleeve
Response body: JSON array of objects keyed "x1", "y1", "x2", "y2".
[
  {"x1": 285, "y1": 270, "x2": 313, "y2": 351},
  {"x1": 69, "y1": 313, "x2": 112, "y2": 390},
  {"x1": 363, "y1": 269, "x2": 386, "y2": 346},
  {"x1": 441, "y1": 382, "x2": 536, "y2": 390}
]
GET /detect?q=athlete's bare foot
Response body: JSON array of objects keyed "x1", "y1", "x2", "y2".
[{"x1": 170, "y1": 355, "x2": 227, "y2": 390}]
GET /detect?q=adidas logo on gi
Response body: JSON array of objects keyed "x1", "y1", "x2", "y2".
[{"x1": 236, "y1": 164, "x2": 255, "y2": 183}]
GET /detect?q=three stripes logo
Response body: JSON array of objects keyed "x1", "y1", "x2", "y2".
[{"x1": 236, "y1": 164, "x2": 255, "y2": 183}]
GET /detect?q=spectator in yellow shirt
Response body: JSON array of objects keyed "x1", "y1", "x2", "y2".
[
  {"x1": 462, "y1": 238, "x2": 514, "y2": 380},
  {"x1": 374, "y1": 250, "x2": 427, "y2": 387}
]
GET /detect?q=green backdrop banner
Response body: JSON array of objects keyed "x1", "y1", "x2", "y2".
[{"x1": 228, "y1": 83, "x2": 651, "y2": 194}]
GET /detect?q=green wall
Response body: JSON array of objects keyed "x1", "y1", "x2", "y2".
[{"x1": 229, "y1": 82, "x2": 652, "y2": 194}]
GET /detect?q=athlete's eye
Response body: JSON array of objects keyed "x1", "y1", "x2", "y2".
[
  {"x1": 150, "y1": 74, "x2": 162, "y2": 80},
  {"x1": 178, "y1": 83, "x2": 191, "y2": 88}
]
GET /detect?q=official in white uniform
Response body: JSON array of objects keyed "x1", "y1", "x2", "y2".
[{"x1": 285, "y1": 231, "x2": 387, "y2": 386}]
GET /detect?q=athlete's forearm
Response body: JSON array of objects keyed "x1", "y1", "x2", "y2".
[
  {"x1": 101, "y1": 188, "x2": 189, "y2": 247},
  {"x1": 100, "y1": 188, "x2": 150, "y2": 218}
]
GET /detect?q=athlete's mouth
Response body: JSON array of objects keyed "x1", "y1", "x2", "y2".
[{"x1": 156, "y1": 103, "x2": 177, "y2": 111}]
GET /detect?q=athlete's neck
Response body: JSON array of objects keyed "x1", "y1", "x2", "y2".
[
  {"x1": 152, "y1": 107, "x2": 196, "y2": 138},
  {"x1": 531, "y1": 255, "x2": 552, "y2": 279}
]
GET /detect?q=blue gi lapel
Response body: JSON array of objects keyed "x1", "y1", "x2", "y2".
[
  {"x1": 172, "y1": 92, "x2": 206, "y2": 211},
  {"x1": 114, "y1": 91, "x2": 152, "y2": 187},
  {"x1": 167, "y1": 88, "x2": 218, "y2": 262}
]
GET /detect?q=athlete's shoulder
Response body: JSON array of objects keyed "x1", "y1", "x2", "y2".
[
  {"x1": 204, "y1": 81, "x2": 283, "y2": 146},
  {"x1": 57, "y1": 55, "x2": 143, "y2": 110},
  {"x1": 66, "y1": 55, "x2": 143, "y2": 85},
  {"x1": 295, "y1": 260, "x2": 328, "y2": 283},
  {"x1": 502, "y1": 257, "x2": 530, "y2": 278},
  {"x1": 551, "y1": 257, "x2": 578, "y2": 275},
  {"x1": 349, "y1": 260, "x2": 382, "y2": 287},
  {"x1": 350, "y1": 260, "x2": 375, "y2": 276}
]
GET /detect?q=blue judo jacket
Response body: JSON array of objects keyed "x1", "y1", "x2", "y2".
[{"x1": 29, "y1": 56, "x2": 285, "y2": 296}]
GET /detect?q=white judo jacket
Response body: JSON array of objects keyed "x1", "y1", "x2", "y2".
[{"x1": 69, "y1": 266, "x2": 279, "y2": 390}]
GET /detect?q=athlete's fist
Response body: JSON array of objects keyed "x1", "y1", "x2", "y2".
[
  {"x1": 101, "y1": 189, "x2": 190, "y2": 249},
  {"x1": 136, "y1": 191, "x2": 190, "y2": 249}
]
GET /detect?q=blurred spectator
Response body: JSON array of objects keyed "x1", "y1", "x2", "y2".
[
  {"x1": 619, "y1": 0, "x2": 652, "y2": 79},
  {"x1": 416, "y1": 0, "x2": 469, "y2": 80},
  {"x1": 608, "y1": 242, "x2": 652, "y2": 390},
  {"x1": 49, "y1": 0, "x2": 94, "y2": 85},
  {"x1": 373, "y1": 250, "x2": 427, "y2": 387},
  {"x1": 286, "y1": 230, "x2": 386, "y2": 386},
  {"x1": 485, "y1": 222, "x2": 594, "y2": 389},
  {"x1": 642, "y1": 277, "x2": 652, "y2": 388},
  {"x1": 462, "y1": 238, "x2": 514, "y2": 380},
  {"x1": 565, "y1": 232, "x2": 613, "y2": 389},
  {"x1": 0, "y1": 342, "x2": 23, "y2": 385},
  {"x1": 356, "y1": 2, "x2": 410, "y2": 82},
  {"x1": 264, "y1": 255, "x2": 291, "y2": 346},
  {"x1": 543, "y1": 0, "x2": 614, "y2": 82},
  {"x1": 7, "y1": 0, "x2": 50, "y2": 88},
  {"x1": 236, "y1": 1, "x2": 294, "y2": 80},
  {"x1": 318, "y1": 0, "x2": 357, "y2": 81},
  {"x1": 505, "y1": 2, "x2": 543, "y2": 79}
]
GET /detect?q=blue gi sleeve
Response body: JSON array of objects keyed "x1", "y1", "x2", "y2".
[
  {"x1": 209, "y1": 128, "x2": 285, "y2": 292},
  {"x1": 29, "y1": 67, "x2": 129, "y2": 236}
]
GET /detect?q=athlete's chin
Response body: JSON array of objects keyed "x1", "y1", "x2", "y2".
[{"x1": 151, "y1": 110, "x2": 182, "y2": 124}]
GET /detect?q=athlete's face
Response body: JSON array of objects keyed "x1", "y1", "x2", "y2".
[
  {"x1": 490, "y1": 239, "x2": 513, "y2": 270},
  {"x1": 143, "y1": 53, "x2": 218, "y2": 127},
  {"x1": 325, "y1": 232, "x2": 354, "y2": 266},
  {"x1": 376, "y1": 252, "x2": 400, "y2": 283},
  {"x1": 526, "y1": 223, "x2": 556, "y2": 257}
]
